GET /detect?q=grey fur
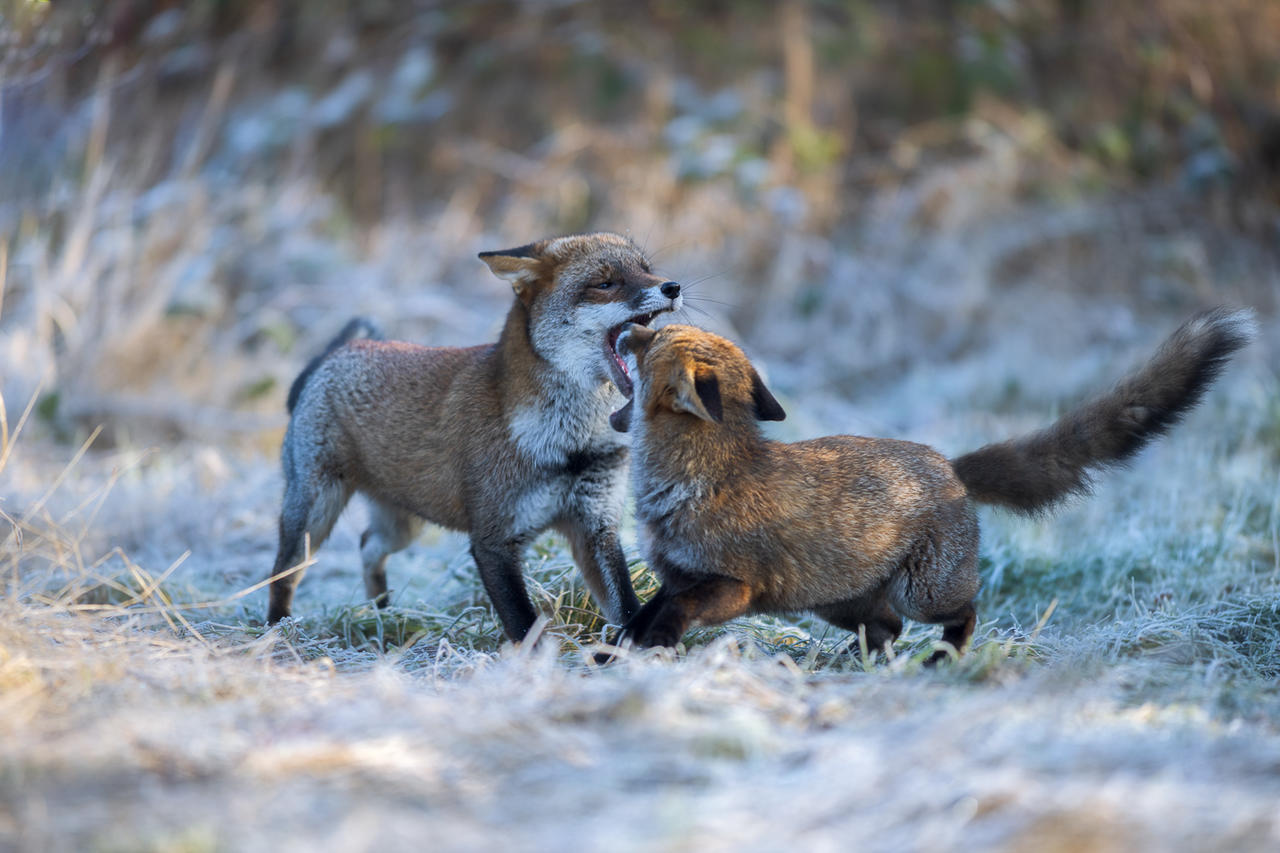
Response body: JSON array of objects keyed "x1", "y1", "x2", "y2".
[
  {"x1": 266, "y1": 233, "x2": 682, "y2": 639},
  {"x1": 286, "y1": 317, "x2": 384, "y2": 414}
]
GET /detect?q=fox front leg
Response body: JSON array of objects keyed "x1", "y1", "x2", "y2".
[
  {"x1": 470, "y1": 537, "x2": 538, "y2": 642},
  {"x1": 590, "y1": 585, "x2": 671, "y2": 664},
  {"x1": 557, "y1": 517, "x2": 640, "y2": 625},
  {"x1": 630, "y1": 575, "x2": 753, "y2": 649},
  {"x1": 616, "y1": 583, "x2": 670, "y2": 645}
]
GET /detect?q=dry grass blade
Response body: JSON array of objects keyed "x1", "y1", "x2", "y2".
[
  {"x1": 0, "y1": 383, "x2": 43, "y2": 480},
  {"x1": 0, "y1": 240, "x2": 7, "y2": 325},
  {"x1": 17, "y1": 424, "x2": 103, "y2": 527}
]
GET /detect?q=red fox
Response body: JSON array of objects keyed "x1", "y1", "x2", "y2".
[
  {"x1": 608, "y1": 310, "x2": 1254, "y2": 661},
  {"x1": 266, "y1": 232, "x2": 683, "y2": 641}
]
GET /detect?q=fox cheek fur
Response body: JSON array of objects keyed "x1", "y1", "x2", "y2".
[
  {"x1": 617, "y1": 311, "x2": 1254, "y2": 663},
  {"x1": 265, "y1": 232, "x2": 681, "y2": 641}
]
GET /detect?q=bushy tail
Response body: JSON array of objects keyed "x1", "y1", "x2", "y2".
[
  {"x1": 951, "y1": 307, "x2": 1256, "y2": 515},
  {"x1": 286, "y1": 317, "x2": 384, "y2": 413}
]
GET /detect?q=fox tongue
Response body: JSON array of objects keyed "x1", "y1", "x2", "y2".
[
  {"x1": 605, "y1": 325, "x2": 635, "y2": 399},
  {"x1": 609, "y1": 398, "x2": 633, "y2": 433}
]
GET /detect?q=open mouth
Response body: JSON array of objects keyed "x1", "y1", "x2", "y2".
[
  {"x1": 604, "y1": 311, "x2": 658, "y2": 433},
  {"x1": 603, "y1": 311, "x2": 658, "y2": 400}
]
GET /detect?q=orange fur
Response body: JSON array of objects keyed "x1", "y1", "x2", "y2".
[{"x1": 615, "y1": 311, "x2": 1253, "y2": 661}]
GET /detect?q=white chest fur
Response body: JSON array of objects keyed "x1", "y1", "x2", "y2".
[
  {"x1": 507, "y1": 381, "x2": 626, "y2": 468},
  {"x1": 510, "y1": 478, "x2": 572, "y2": 535}
]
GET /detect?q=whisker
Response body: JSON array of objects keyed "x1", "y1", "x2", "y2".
[
  {"x1": 640, "y1": 222, "x2": 657, "y2": 257},
  {"x1": 681, "y1": 272, "x2": 727, "y2": 290},
  {"x1": 677, "y1": 303, "x2": 717, "y2": 323},
  {"x1": 684, "y1": 294, "x2": 739, "y2": 310},
  {"x1": 646, "y1": 239, "x2": 689, "y2": 264}
]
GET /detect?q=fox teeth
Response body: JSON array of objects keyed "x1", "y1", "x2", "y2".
[{"x1": 604, "y1": 311, "x2": 659, "y2": 399}]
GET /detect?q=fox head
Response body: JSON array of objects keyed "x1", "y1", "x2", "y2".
[
  {"x1": 610, "y1": 324, "x2": 785, "y2": 433},
  {"x1": 479, "y1": 233, "x2": 682, "y2": 395}
]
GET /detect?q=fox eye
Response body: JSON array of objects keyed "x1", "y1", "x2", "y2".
[{"x1": 595, "y1": 280, "x2": 616, "y2": 290}]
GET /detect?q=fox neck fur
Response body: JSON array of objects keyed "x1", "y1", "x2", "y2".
[{"x1": 495, "y1": 298, "x2": 628, "y2": 469}]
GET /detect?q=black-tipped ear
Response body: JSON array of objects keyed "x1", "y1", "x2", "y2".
[
  {"x1": 672, "y1": 365, "x2": 721, "y2": 423},
  {"x1": 478, "y1": 241, "x2": 540, "y2": 259},
  {"x1": 693, "y1": 370, "x2": 723, "y2": 423},
  {"x1": 751, "y1": 369, "x2": 785, "y2": 421},
  {"x1": 479, "y1": 242, "x2": 543, "y2": 295}
]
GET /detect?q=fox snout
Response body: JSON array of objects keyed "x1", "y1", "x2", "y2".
[
  {"x1": 608, "y1": 324, "x2": 655, "y2": 434},
  {"x1": 610, "y1": 324, "x2": 788, "y2": 433},
  {"x1": 617, "y1": 323, "x2": 657, "y2": 358}
]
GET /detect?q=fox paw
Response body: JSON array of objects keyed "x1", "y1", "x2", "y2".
[{"x1": 635, "y1": 625, "x2": 683, "y2": 650}]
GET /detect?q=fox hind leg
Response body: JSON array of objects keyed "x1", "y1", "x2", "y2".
[
  {"x1": 266, "y1": 473, "x2": 352, "y2": 624},
  {"x1": 886, "y1": 508, "x2": 981, "y2": 665},
  {"x1": 360, "y1": 500, "x2": 425, "y2": 607},
  {"x1": 814, "y1": 592, "x2": 903, "y2": 656},
  {"x1": 926, "y1": 602, "x2": 977, "y2": 666}
]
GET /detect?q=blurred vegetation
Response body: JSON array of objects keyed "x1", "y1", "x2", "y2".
[
  {"x1": 3, "y1": 0, "x2": 1279, "y2": 232},
  {"x1": 1, "y1": 0, "x2": 1276, "y2": 444}
]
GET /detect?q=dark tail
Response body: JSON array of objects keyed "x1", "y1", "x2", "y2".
[
  {"x1": 951, "y1": 307, "x2": 1255, "y2": 515},
  {"x1": 286, "y1": 317, "x2": 384, "y2": 413}
]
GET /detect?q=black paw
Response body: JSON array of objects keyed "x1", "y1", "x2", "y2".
[
  {"x1": 635, "y1": 625, "x2": 682, "y2": 650},
  {"x1": 923, "y1": 646, "x2": 958, "y2": 667}
]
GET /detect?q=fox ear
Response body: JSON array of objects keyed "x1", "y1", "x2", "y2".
[
  {"x1": 672, "y1": 365, "x2": 723, "y2": 423},
  {"x1": 751, "y1": 369, "x2": 786, "y2": 421},
  {"x1": 479, "y1": 243, "x2": 543, "y2": 297}
]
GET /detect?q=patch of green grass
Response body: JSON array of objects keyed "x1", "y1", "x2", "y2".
[
  {"x1": 978, "y1": 549, "x2": 1132, "y2": 625},
  {"x1": 97, "y1": 825, "x2": 219, "y2": 853},
  {"x1": 1251, "y1": 395, "x2": 1280, "y2": 464},
  {"x1": 289, "y1": 602, "x2": 503, "y2": 656}
]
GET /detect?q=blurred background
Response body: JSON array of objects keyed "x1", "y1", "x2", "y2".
[
  {"x1": 2, "y1": 0, "x2": 1277, "y2": 454},
  {"x1": 4, "y1": 8, "x2": 1280, "y2": 848}
]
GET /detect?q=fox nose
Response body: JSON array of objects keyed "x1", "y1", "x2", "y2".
[{"x1": 660, "y1": 281, "x2": 681, "y2": 300}]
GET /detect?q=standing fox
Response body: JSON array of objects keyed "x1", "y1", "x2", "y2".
[
  {"x1": 266, "y1": 232, "x2": 683, "y2": 640},
  {"x1": 608, "y1": 310, "x2": 1254, "y2": 661}
]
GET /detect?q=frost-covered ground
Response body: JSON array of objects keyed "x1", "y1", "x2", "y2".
[
  {"x1": 4, "y1": 14, "x2": 1280, "y2": 846},
  {"x1": 6, "y1": 604, "x2": 1280, "y2": 853}
]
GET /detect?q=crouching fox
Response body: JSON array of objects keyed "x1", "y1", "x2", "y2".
[
  {"x1": 266, "y1": 232, "x2": 682, "y2": 641},
  {"x1": 609, "y1": 309, "x2": 1254, "y2": 661}
]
